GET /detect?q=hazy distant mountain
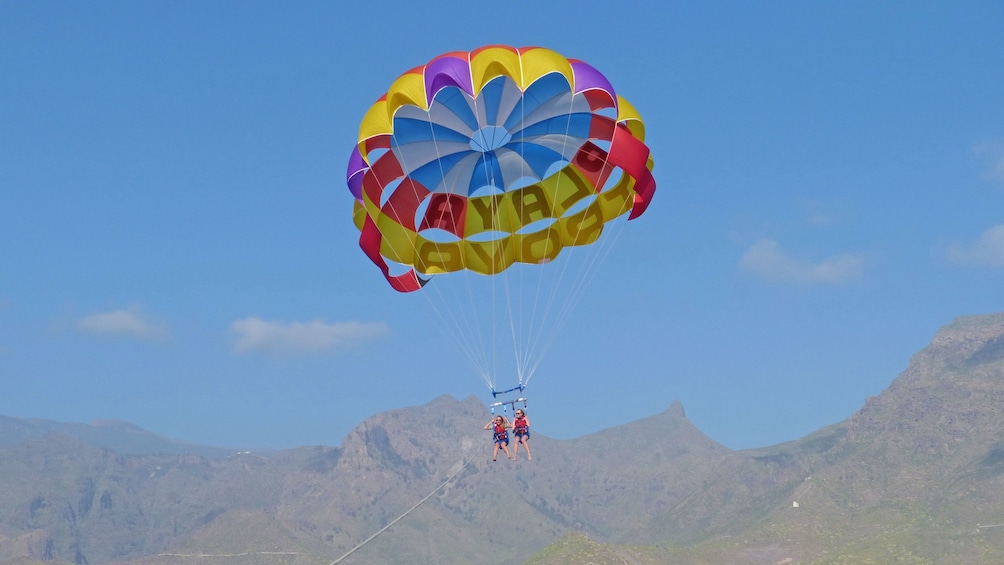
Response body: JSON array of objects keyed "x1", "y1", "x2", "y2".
[
  {"x1": 1, "y1": 313, "x2": 1003, "y2": 565},
  {"x1": 530, "y1": 312, "x2": 1004, "y2": 564},
  {"x1": 0, "y1": 416, "x2": 234, "y2": 458}
]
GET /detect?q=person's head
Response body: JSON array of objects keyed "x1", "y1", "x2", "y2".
[
  {"x1": 495, "y1": 416, "x2": 504, "y2": 424},
  {"x1": 516, "y1": 409, "x2": 525, "y2": 418}
]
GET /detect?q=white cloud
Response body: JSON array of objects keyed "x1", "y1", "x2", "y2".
[
  {"x1": 76, "y1": 306, "x2": 171, "y2": 342},
  {"x1": 230, "y1": 317, "x2": 390, "y2": 355},
  {"x1": 945, "y1": 224, "x2": 1004, "y2": 268},
  {"x1": 740, "y1": 238, "x2": 864, "y2": 284}
]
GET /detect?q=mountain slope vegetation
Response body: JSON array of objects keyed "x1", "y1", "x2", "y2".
[{"x1": 2, "y1": 313, "x2": 1003, "y2": 564}]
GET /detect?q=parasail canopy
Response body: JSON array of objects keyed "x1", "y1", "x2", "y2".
[{"x1": 347, "y1": 45, "x2": 655, "y2": 294}]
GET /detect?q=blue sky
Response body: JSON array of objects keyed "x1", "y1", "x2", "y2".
[{"x1": 3, "y1": 1, "x2": 1003, "y2": 450}]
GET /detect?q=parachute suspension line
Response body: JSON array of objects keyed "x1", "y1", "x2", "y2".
[
  {"x1": 507, "y1": 235, "x2": 525, "y2": 388},
  {"x1": 532, "y1": 168, "x2": 634, "y2": 371},
  {"x1": 358, "y1": 136, "x2": 483, "y2": 381},
  {"x1": 328, "y1": 447, "x2": 480, "y2": 565},
  {"x1": 526, "y1": 216, "x2": 631, "y2": 381},
  {"x1": 490, "y1": 264, "x2": 500, "y2": 392},
  {"x1": 502, "y1": 80, "x2": 553, "y2": 385},
  {"x1": 406, "y1": 103, "x2": 494, "y2": 389},
  {"x1": 500, "y1": 75, "x2": 527, "y2": 393},
  {"x1": 451, "y1": 247, "x2": 495, "y2": 388},
  {"x1": 491, "y1": 127, "x2": 519, "y2": 394},
  {"x1": 425, "y1": 104, "x2": 487, "y2": 385},
  {"x1": 518, "y1": 81, "x2": 583, "y2": 386},
  {"x1": 451, "y1": 78, "x2": 518, "y2": 393},
  {"x1": 522, "y1": 84, "x2": 634, "y2": 386},
  {"x1": 420, "y1": 286, "x2": 492, "y2": 388},
  {"x1": 361, "y1": 137, "x2": 487, "y2": 389},
  {"x1": 531, "y1": 173, "x2": 635, "y2": 379},
  {"x1": 471, "y1": 83, "x2": 501, "y2": 393},
  {"x1": 363, "y1": 144, "x2": 485, "y2": 385}
]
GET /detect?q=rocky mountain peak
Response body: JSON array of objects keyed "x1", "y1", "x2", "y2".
[
  {"x1": 917, "y1": 312, "x2": 1004, "y2": 370},
  {"x1": 668, "y1": 399, "x2": 686, "y2": 418}
]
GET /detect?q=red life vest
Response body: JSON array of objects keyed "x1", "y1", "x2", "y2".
[
  {"x1": 514, "y1": 416, "x2": 528, "y2": 434},
  {"x1": 493, "y1": 422, "x2": 507, "y2": 440}
]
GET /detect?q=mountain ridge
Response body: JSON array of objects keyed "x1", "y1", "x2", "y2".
[{"x1": 2, "y1": 312, "x2": 1003, "y2": 564}]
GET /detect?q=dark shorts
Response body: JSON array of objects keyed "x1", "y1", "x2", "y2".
[
  {"x1": 514, "y1": 430, "x2": 530, "y2": 440},
  {"x1": 494, "y1": 434, "x2": 509, "y2": 445}
]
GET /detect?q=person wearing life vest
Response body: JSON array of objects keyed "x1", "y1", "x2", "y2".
[
  {"x1": 484, "y1": 415, "x2": 512, "y2": 461},
  {"x1": 511, "y1": 408, "x2": 532, "y2": 461}
]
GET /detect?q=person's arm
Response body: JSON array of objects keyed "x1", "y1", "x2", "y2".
[{"x1": 484, "y1": 421, "x2": 492, "y2": 430}]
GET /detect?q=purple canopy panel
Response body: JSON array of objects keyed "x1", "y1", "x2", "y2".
[
  {"x1": 425, "y1": 55, "x2": 474, "y2": 102},
  {"x1": 571, "y1": 60, "x2": 617, "y2": 109},
  {"x1": 346, "y1": 145, "x2": 367, "y2": 201}
]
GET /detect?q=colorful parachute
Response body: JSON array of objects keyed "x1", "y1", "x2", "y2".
[{"x1": 347, "y1": 46, "x2": 655, "y2": 293}]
